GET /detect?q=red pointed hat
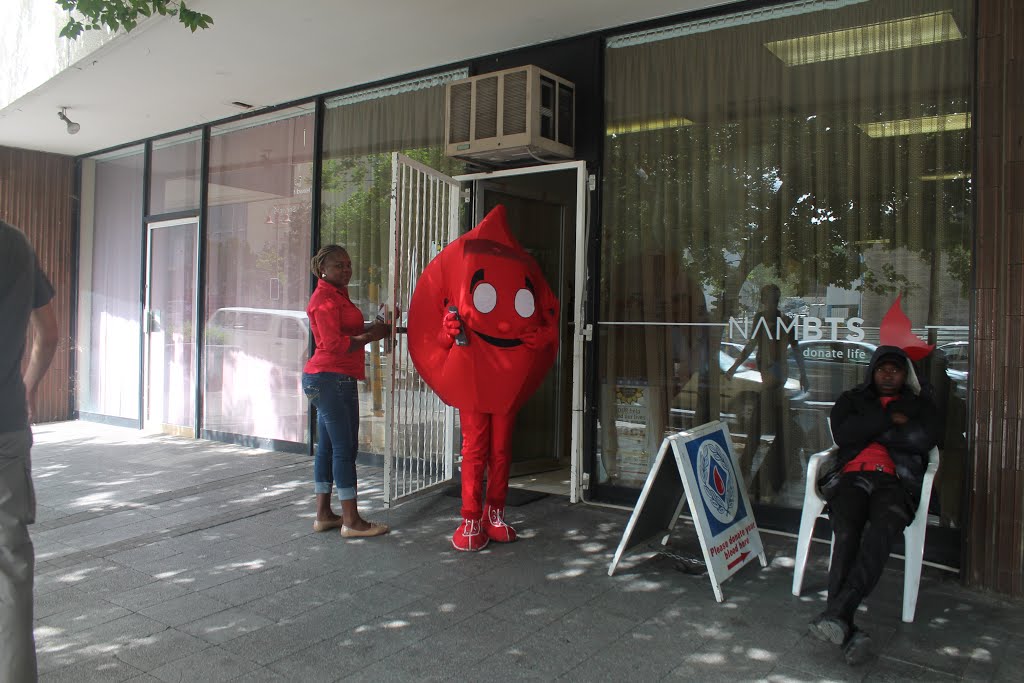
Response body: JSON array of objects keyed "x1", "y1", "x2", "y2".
[
  {"x1": 406, "y1": 205, "x2": 559, "y2": 414},
  {"x1": 879, "y1": 295, "x2": 934, "y2": 361}
]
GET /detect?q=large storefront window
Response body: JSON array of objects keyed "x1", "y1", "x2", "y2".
[
  {"x1": 204, "y1": 106, "x2": 315, "y2": 445},
  {"x1": 77, "y1": 146, "x2": 145, "y2": 420},
  {"x1": 149, "y1": 131, "x2": 202, "y2": 214},
  {"x1": 599, "y1": 0, "x2": 973, "y2": 531},
  {"x1": 320, "y1": 72, "x2": 464, "y2": 455}
]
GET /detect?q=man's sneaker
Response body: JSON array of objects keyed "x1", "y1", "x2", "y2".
[
  {"x1": 843, "y1": 629, "x2": 872, "y2": 666},
  {"x1": 452, "y1": 517, "x2": 489, "y2": 552},
  {"x1": 483, "y1": 506, "x2": 517, "y2": 543},
  {"x1": 808, "y1": 613, "x2": 850, "y2": 645}
]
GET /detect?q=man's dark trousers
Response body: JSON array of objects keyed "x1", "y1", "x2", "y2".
[{"x1": 826, "y1": 471, "x2": 914, "y2": 622}]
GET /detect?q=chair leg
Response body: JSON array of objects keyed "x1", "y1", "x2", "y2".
[
  {"x1": 902, "y1": 522, "x2": 926, "y2": 623},
  {"x1": 793, "y1": 500, "x2": 825, "y2": 596}
]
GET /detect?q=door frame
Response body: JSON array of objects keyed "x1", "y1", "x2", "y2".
[
  {"x1": 454, "y1": 160, "x2": 590, "y2": 502},
  {"x1": 142, "y1": 215, "x2": 200, "y2": 436}
]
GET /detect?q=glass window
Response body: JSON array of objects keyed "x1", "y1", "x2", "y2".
[
  {"x1": 599, "y1": 0, "x2": 973, "y2": 529},
  {"x1": 203, "y1": 105, "x2": 315, "y2": 444},
  {"x1": 77, "y1": 146, "x2": 145, "y2": 420},
  {"x1": 149, "y1": 131, "x2": 202, "y2": 214},
  {"x1": 320, "y1": 72, "x2": 465, "y2": 455}
]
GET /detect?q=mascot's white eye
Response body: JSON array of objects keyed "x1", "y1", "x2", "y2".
[
  {"x1": 473, "y1": 283, "x2": 497, "y2": 313},
  {"x1": 514, "y1": 289, "x2": 535, "y2": 318}
]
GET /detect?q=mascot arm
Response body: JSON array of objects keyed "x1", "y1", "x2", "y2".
[
  {"x1": 437, "y1": 309, "x2": 463, "y2": 350},
  {"x1": 521, "y1": 301, "x2": 560, "y2": 350}
]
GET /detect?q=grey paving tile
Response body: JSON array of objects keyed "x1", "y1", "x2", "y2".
[
  {"x1": 34, "y1": 586, "x2": 91, "y2": 620},
  {"x1": 137, "y1": 592, "x2": 233, "y2": 627},
  {"x1": 104, "y1": 579, "x2": 193, "y2": 611},
  {"x1": 148, "y1": 646, "x2": 262, "y2": 683},
  {"x1": 243, "y1": 581, "x2": 338, "y2": 621},
  {"x1": 113, "y1": 627, "x2": 213, "y2": 672},
  {"x1": 484, "y1": 588, "x2": 580, "y2": 626},
  {"x1": 865, "y1": 656, "x2": 961, "y2": 682},
  {"x1": 218, "y1": 621, "x2": 320, "y2": 666},
  {"x1": 74, "y1": 613, "x2": 170, "y2": 646},
  {"x1": 178, "y1": 607, "x2": 276, "y2": 644},
  {"x1": 347, "y1": 580, "x2": 425, "y2": 617},
  {"x1": 36, "y1": 596, "x2": 132, "y2": 635},
  {"x1": 74, "y1": 566, "x2": 157, "y2": 597},
  {"x1": 197, "y1": 566, "x2": 304, "y2": 607},
  {"x1": 38, "y1": 654, "x2": 144, "y2": 683}
]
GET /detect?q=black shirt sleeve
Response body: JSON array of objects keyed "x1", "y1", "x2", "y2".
[{"x1": 33, "y1": 254, "x2": 55, "y2": 309}]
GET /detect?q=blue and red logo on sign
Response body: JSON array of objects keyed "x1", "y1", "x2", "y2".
[{"x1": 685, "y1": 431, "x2": 747, "y2": 537}]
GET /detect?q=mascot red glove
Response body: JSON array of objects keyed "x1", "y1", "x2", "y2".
[{"x1": 407, "y1": 205, "x2": 559, "y2": 551}]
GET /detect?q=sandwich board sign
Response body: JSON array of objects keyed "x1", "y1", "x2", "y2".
[{"x1": 607, "y1": 420, "x2": 766, "y2": 602}]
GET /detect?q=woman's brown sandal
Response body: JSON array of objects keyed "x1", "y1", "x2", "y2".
[{"x1": 340, "y1": 522, "x2": 390, "y2": 538}]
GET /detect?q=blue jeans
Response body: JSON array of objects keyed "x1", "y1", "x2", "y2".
[{"x1": 302, "y1": 372, "x2": 359, "y2": 501}]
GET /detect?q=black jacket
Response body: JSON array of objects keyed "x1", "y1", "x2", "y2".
[{"x1": 829, "y1": 346, "x2": 940, "y2": 504}]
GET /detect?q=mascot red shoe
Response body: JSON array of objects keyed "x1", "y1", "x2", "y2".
[{"x1": 407, "y1": 205, "x2": 559, "y2": 551}]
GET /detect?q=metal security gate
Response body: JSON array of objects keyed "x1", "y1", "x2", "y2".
[{"x1": 384, "y1": 153, "x2": 461, "y2": 505}]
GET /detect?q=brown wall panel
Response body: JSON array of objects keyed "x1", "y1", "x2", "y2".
[
  {"x1": 969, "y1": 0, "x2": 1024, "y2": 596},
  {"x1": 0, "y1": 146, "x2": 76, "y2": 423}
]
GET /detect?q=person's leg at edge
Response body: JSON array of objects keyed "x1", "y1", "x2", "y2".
[
  {"x1": 0, "y1": 430, "x2": 38, "y2": 683},
  {"x1": 835, "y1": 477, "x2": 910, "y2": 666},
  {"x1": 826, "y1": 476, "x2": 871, "y2": 604},
  {"x1": 809, "y1": 475, "x2": 869, "y2": 645},
  {"x1": 483, "y1": 411, "x2": 517, "y2": 542},
  {"x1": 304, "y1": 374, "x2": 340, "y2": 529},
  {"x1": 835, "y1": 476, "x2": 913, "y2": 621},
  {"x1": 454, "y1": 409, "x2": 490, "y2": 550}
]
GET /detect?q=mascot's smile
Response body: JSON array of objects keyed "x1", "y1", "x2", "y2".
[{"x1": 475, "y1": 331, "x2": 523, "y2": 348}]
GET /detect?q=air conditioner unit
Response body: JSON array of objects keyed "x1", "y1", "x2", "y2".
[{"x1": 445, "y1": 65, "x2": 575, "y2": 164}]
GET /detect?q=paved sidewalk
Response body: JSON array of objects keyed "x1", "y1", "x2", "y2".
[{"x1": 25, "y1": 421, "x2": 1024, "y2": 682}]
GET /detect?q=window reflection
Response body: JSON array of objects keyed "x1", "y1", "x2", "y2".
[
  {"x1": 203, "y1": 107, "x2": 315, "y2": 444},
  {"x1": 598, "y1": 0, "x2": 973, "y2": 528},
  {"x1": 320, "y1": 74, "x2": 464, "y2": 455}
]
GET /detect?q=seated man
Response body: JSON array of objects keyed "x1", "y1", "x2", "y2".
[{"x1": 809, "y1": 345, "x2": 939, "y2": 665}]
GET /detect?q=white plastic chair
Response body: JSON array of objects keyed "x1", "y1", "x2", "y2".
[{"x1": 791, "y1": 444, "x2": 940, "y2": 623}]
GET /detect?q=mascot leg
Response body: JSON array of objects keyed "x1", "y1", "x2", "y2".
[
  {"x1": 453, "y1": 409, "x2": 489, "y2": 551},
  {"x1": 483, "y1": 411, "x2": 517, "y2": 543}
]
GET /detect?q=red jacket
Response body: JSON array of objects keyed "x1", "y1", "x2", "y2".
[{"x1": 304, "y1": 279, "x2": 366, "y2": 380}]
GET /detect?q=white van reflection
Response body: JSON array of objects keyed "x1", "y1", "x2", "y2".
[{"x1": 205, "y1": 308, "x2": 309, "y2": 389}]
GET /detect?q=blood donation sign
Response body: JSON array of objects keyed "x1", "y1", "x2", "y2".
[{"x1": 607, "y1": 421, "x2": 766, "y2": 602}]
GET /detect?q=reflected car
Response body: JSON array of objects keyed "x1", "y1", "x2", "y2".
[
  {"x1": 671, "y1": 349, "x2": 803, "y2": 430},
  {"x1": 792, "y1": 339, "x2": 877, "y2": 403},
  {"x1": 937, "y1": 341, "x2": 969, "y2": 399}
]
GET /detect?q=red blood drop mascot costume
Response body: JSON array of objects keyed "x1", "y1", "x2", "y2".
[{"x1": 407, "y1": 206, "x2": 559, "y2": 551}]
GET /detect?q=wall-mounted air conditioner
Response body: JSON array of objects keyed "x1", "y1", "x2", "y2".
[{"x1": 445, "y1": 65, "x2": 575, "y2": 164}]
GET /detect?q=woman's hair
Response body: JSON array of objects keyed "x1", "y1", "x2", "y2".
[{"x1": 311, "y1": 244, "x2": 348, "y2": 278}]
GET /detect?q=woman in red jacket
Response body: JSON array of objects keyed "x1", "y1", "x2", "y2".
[{"x1": 303, "y1": 245, "x2": 390, "y2": 537}]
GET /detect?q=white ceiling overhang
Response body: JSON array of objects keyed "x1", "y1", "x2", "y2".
[{"x1": 0, "y1": 0, "x2": 737, "y2": 157}]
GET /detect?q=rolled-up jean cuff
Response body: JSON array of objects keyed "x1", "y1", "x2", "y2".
[
  {"x1": 313, "y1": 482, "x2": 332, "y2": 495},
  {"x1": 337, "y1": 487, "x2": 356, "y2": 501}
]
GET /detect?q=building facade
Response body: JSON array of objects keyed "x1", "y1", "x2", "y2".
[{"x1": 3, "y1": 0, "x2": 1023, "y2": 595}]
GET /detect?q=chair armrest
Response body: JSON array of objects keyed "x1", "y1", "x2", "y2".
[{"x1": 806, "y1": 447, "x2": 838, "y2": 502}]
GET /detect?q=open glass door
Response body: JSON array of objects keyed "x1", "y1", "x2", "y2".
[
  {"x1": 454, "y1": 161, "x2": 589, "y2": 502},
  {"x1": 383, "y1": 153, "x2": 461, "y2": 505},
  {"x1": 143, "y1": 216, "x2": 199, "y2": 436},
  {"x1": 384, "y1": 155, "x2": 589, "y2": 505}
]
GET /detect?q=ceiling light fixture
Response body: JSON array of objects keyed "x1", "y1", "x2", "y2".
[
  {"x1": 57, "y1": 107, "x2": 81, "y2": 135},
  {"x1": 764, "y1": 11, "x2": 963, "y2": 67},
  {"x1": 920, "y1": 171, "x2": 971, "y2": 181},
  {"x1": 857, "y1": 112, "x2": 971, "y2": 138},
  {"x1": 606, "y1": 116, "x2": 695, "y2": 136}
]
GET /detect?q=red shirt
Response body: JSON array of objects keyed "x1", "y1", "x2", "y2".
[
  {"x1": 843, "y1": 396, "x2": 897, "y2": 474},
  {"x1": 304, "y1": 279, "x2": 366, "y2": 379}
]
